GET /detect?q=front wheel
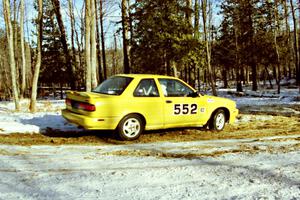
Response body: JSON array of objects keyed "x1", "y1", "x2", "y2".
[
  {"x1": 209, "y1": 109, "x2": 226, "y2": 131},
  {"x1": 116, "y1": 114, "x2": 144, "y2": 140}
]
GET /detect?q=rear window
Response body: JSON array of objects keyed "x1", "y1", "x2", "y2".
[{"x1": 92, "y1": 76, "x2": 133, "y2": 95}]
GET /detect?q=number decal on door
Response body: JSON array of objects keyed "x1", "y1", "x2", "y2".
[
  {"x1": 173, "y1": 104, "x2": 198, "y2": 115},
  {"x1": 191, "y1": 104, "x2": 197, "y2": 114}
]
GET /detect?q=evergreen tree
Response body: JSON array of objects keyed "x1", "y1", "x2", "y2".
[
  {"x1": 130, "y1": 0, "x2": 199, "y2": 75},
  {"x1": 34, "y1": 0, "x2": 69, "y2": 87}
]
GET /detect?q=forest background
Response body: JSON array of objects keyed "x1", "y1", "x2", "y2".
[{"x1": 0, "y1": 0, "x2": 299, "y2": 112}]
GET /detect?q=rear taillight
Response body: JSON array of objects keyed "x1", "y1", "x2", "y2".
[
  {"x1": 66, "y1": 98, "x2": 95, "y2": 112},
  {"x1": 66, "y1": 98, "x2": 72, "y2": 106},
  {"x1": 80, "y1": 103, "x2": 96, "y2": 112}
]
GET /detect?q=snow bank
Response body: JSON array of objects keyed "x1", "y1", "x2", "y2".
[{"x1": 0, "y1": 103, "x2": 82, "y2": 134}]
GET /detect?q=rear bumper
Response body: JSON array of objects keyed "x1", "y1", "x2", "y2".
[{"x1": 62, "y1": 109, "x2": 120, "y2": 130}]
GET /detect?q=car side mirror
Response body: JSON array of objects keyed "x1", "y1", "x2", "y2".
[{"x1": 188, "y1": 91, "x2": 200, "y2": 98}]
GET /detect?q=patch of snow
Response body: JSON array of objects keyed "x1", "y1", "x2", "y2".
[
  {"x1": 0, "y1": 111, "x2": 82, "y2": 134},
  {"x1": 236, "y1": 114, "x2": 274, "y2": 123},
  {"x1": 0, "y1": 138, "x2": 300, "y2": 199}
]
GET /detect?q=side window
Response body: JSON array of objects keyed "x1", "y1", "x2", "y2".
[
  {"x1": 133, "y1": 79, "x2": 159, "y2": 97},
  {"x1": 158, "y1": 79, "x2": 194, "y2": 97}
]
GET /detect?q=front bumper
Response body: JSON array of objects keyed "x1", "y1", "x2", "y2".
[{"x1": 229, "y1": 108, "x2": 239, "y2": 124}]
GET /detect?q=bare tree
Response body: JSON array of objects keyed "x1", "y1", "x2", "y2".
[
  {"x1": 100, "y1": 0, "x2": 107, "y2": 79},
  {"x1": 201, "y1": 0, "x2": 217, "y2": 96},
  {"x1": 122, "y1": 0, "x2": 130, "y2": 73},
  {"x1": 283, "y1": 0, "x2": 291, "y2": 78},
  {"x1": 290, "y1": 0, "x2": 300, "y2": 92},
  {"x1": 95, "y1": 0, "x2": 103, "y2": 82},
  {"x1": 20, "y1": 0, "x2": 27, "y2": 98},
  {"x1": 30, "y1": 0, "x2": 43, "y2": 112},
  {"x1": 85, "y1": 0, "x2": 92, "y2": 91},
  {"x1": 68, "y1": 0, "x2": 80, "y2": 87},
  {"x1": 52, "y1": 0, "x2": 76, "y2": 89},
  {"x1": 274, "y1": 0, "x2": 281, "y2": 94},
  {"x1": 3, "y1": 0, "x2": 20, "y2": 111},
  {"x1": 91, "y1": 0, "x2": 98, "y2": 88},
  {"x1": 113, "y1": 33, "x2": 118, "y2": 75},
  {"x1": 71, "y1": 1, "x2": 84, "y2": 81}
]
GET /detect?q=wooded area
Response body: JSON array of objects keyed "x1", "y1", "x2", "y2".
[{"x1": 0, "y1": 0, "x2": 299, "y2": 111}]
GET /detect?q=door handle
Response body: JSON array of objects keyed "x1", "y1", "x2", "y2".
[{"x1": 166, "y1": 100, "x2": 172, "y2": 103}]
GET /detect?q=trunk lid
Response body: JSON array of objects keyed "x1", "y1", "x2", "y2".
[{"x1": 65, "y1": 91, "x2": 111, "y2": 115}]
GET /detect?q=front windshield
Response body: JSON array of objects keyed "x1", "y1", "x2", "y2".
[{"x1": 92, "y1": 76, "x2": 133, "y2": 95}]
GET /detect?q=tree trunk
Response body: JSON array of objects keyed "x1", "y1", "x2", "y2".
[
  {"x1": 172, "y1": 62, "x2": 178, "y2": 78},
  {"x1": 20, "y1": 0, "x2": 26, "y2": 99},
  {"x1": 122, "y1": 0, "x2": 130, "y2": 73},
  {"x1": 186, "y1": 0, "x2": 192, "y2": 26},
  {"x1": 30, "y1": 0, "x2": 43, "y2": 112},
  {"x1": 283, "y1": 0, "x2": 291, "y2": 79},
  {"x1": 90, "y1": 0, "x2": 98, "y2": 88},
  {"x1": 85, "y1": 0, "x2": 92, "y2": 91},
  {"x1": 274, "y1": 0, "x2": 281, "y2": 94},
  {"x1": 100, "y1": 0, "x2": 107, "y2": 79},
  {"x1": 197, "y1": 67, "x2": 200, "y2": 91},
  {"x1": 201, "y1": 0, "x2": 217, "y2": 96},
  {"x1": 113, "y1": 33, "x2": 118, "y2": 75},
  {"x1": 13, "y1": 0, "x2": 19, "y2": 88},
  {"x1": 234, "y1": 25, "x2": 243, "y2": 92},
  {"x1": 95, "y1": 0, "x2": 103, "y2": 82},
  {"x1": 3, "y1": 0, "x2": 20, "y2": 111},
  {"x1": 52, "y1": 0, "x2": 76, "y2": 90},
  {"x1": 74, "y1": 4, "x2": 83, "y2": 85},
  {"x1": 290, "y1": 0, "x2": 300, "y2": 91},
  {"x1": 25, "y1": 43, "x2": 32, "y2": 91},
  {"x1": 194, "y1": 0, "x2": 200, "y2": 39},
  {"x1": 222, "y1": 68, "x2": 228, "y2": 88},
  {"x1": 265, "y1": 65, "x2": 273, "y2": 89},
  {"x1": 127, "y1": 0, "x2": 134, "y2": 68},
  {"x1": 68, "y1": 0, "x2": 79, "y2": 88}
]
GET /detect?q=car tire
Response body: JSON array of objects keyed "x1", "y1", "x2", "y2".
[
  {"x1": 209, "y1": 109, "x2": 226, "y2": 131},
  {"x1": 116, "y1": 114, "x2": 144, "y2": 141}
]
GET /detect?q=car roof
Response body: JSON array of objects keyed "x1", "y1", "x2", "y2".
[{"x1": 114, "y1": 74, "x2": 178, "y2": 79}]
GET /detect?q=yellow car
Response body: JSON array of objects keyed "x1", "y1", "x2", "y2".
[{"x1": 62, "y1": 74, "x2": 238, "y2": 140}]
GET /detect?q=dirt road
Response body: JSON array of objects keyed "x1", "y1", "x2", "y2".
[{"x1": 0, "y1": 114, "x2": 299, "y2": 146}]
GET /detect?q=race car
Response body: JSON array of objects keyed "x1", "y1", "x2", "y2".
[{"x1": 62, "y1": 74, "x2": 238, "y2": 140}]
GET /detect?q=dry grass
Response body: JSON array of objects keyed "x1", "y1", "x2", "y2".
[{"x1": 0, "y1": 115, "x2": 299, "y2": 146}]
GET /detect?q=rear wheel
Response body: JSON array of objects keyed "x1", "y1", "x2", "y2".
[
  {"x1": 116, "y1": 114, "x2": 144, "y2": 140},
  {"x1": 209, "y1": 109, "x2": 226, "y2": 131}
]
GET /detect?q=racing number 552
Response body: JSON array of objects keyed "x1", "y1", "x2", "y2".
[{"x1": 174, "y1": 104, "x2": 198, "y2": 115}]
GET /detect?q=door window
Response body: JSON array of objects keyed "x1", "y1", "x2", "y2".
[
  {"x1": 134, "y1": 79, "x2": 159, "y2": 97},
  {"x1": 158, "y1": 79, "x2": 194, "y2": 97}
]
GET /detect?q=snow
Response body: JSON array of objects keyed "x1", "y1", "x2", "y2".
[
  {"x1": 0, "y1": 100, "x2": 82, "y2": 134},
  {"x1": 1, "y1": 138, "x2": 300, "y2": 199},
  {"x1": 0, "y1": 87, "x2": 300, "y2": 199}
]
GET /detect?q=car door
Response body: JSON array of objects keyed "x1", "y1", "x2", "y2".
[
  {"x1": 132, "y1": 78, "x2": 164, "y2": 129},
  {"x1": 158, "y1": 78, "x2": 201, "y2": 128}
]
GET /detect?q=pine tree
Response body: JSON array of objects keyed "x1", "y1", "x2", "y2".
[
  {"x1": 33, "y1": 0, "x2": 69, "y2": 88},
  {"x1": 131, "y1": 0, "x2": 198, "y2": 75}
]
